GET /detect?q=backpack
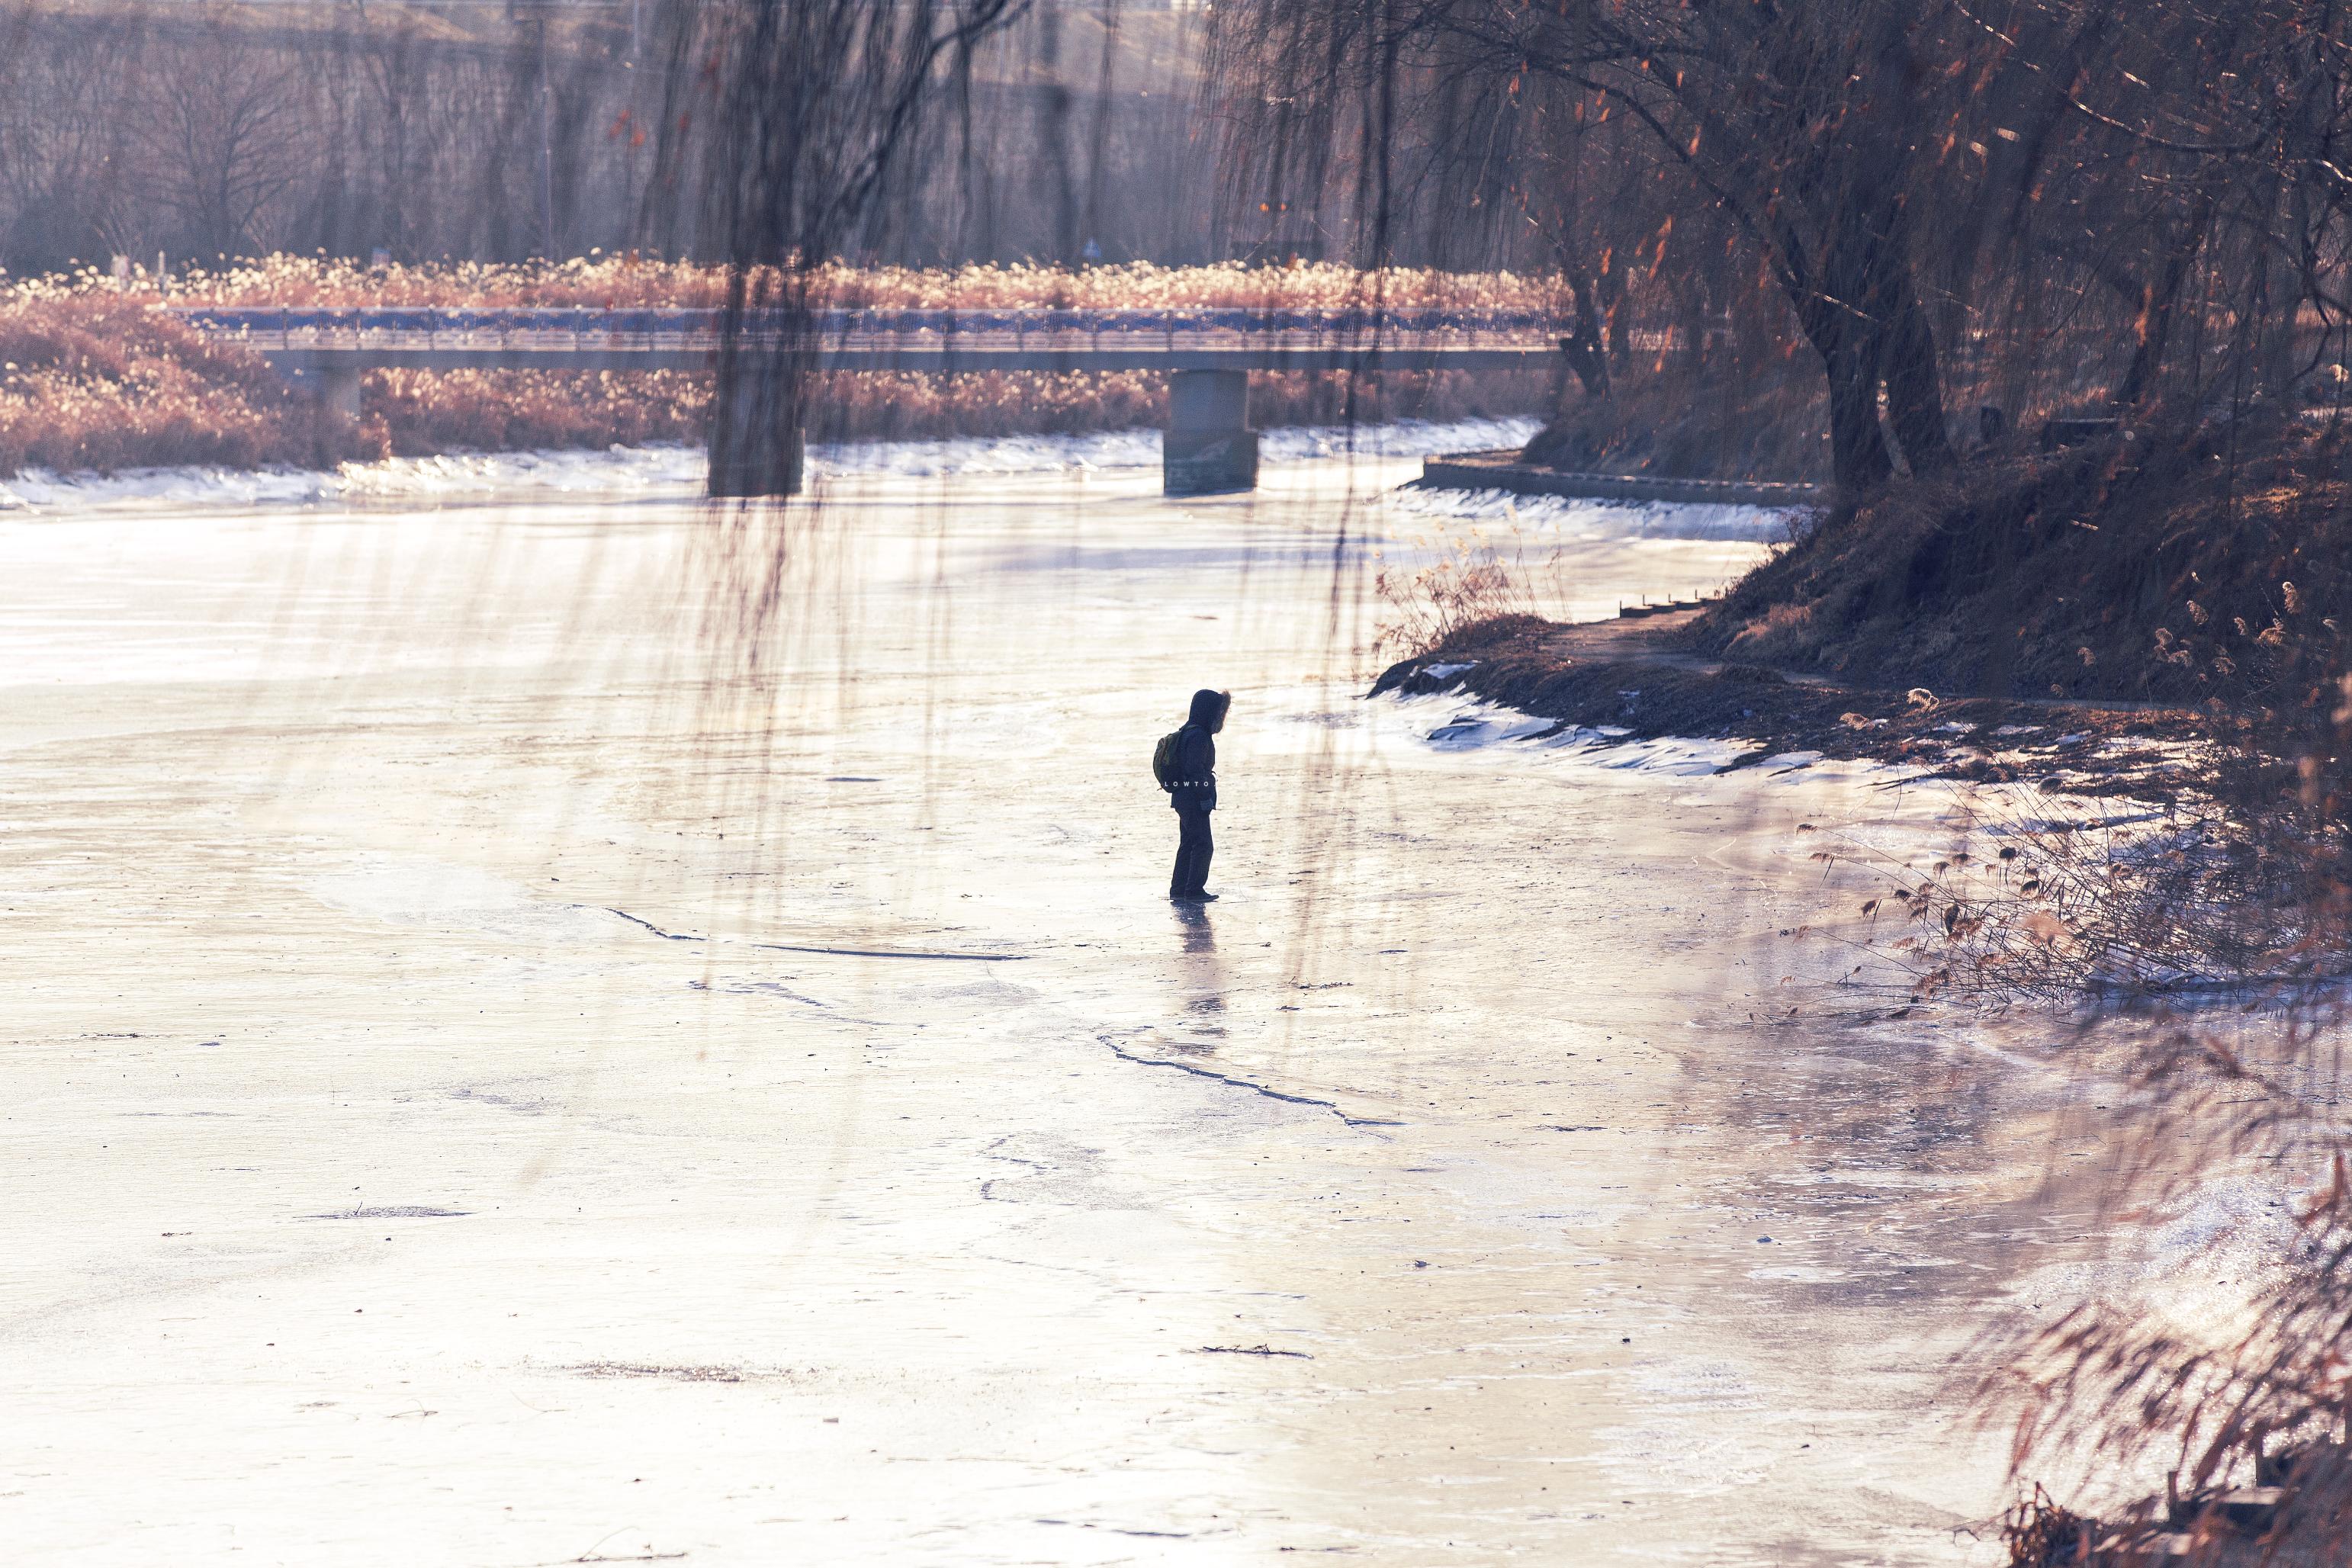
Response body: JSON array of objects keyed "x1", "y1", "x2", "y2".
[{"x1": 1152, "y1": 725, "x2": 1190, "y2": 791}]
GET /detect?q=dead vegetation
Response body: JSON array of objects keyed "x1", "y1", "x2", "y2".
[
  {"x1": 1683, "y1": 415, "x2": 2352, "y2": 707},
  {"x1": 0, "y1": 258, "x2": 1556, "y2": 477},
  {"x1": 1370, "y1": 527, "x2": 1547, "y2": 660},
  {"x1": 0, "y1": 294, "x2": 381, "y2": 473},
  {"x1": 1516, "y1": 352, "x2": 1833, "y2": 483},
  {"x1": 1817, "y1": 770, "x2": 2349, "y2": 1008},
  {"x1": 167, "y1": 254, "x2": 1570, "y2": 313}
]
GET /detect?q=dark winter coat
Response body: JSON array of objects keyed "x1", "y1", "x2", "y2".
[{"x1": 1168, "y1": 689, "x2": 1227, "y2": 812}]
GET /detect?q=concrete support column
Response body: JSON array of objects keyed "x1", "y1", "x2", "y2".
[
  {"x1": 1163, "y1": 369, "x2": 1258, "y2": 496},
  {"x1": 317, "y1": 363, "x2": 363, "y2": 420},
  {"x1": 707, "y1": 356, "x2": 805, "y2": 499},
  {"x1": 281, "y1": 361, "x2": 363, "y2": 420},
  {"x1": 272, "y1": 357, "x2": 365, "y2": 468}
]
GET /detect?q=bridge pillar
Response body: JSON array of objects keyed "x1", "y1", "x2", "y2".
[
  {"x1": 318, "y1": 364, "x2": 363, "y2": 420},
  {"x1": 1163, "y1": 369, "x2": 1257, "y2": 496},
  {"x1": 281, "y1": 361, "x2": 362, "y2": 420}
]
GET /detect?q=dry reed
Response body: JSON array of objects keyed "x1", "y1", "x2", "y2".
[{"x1": 0, "y1": 257, "x2": 1553, "y2": 476}]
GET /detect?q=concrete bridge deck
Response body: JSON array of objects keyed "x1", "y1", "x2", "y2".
[
  {"x1": 172, "y1": 305, "x2": 1565, "y2": 495},
  {"x1": 172, "y1": 304, "x2": 1561, "y2": 371}
]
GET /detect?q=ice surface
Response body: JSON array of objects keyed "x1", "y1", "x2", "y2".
[{"x1": 0, "y1": 449, "x2": 2172, "y2": 1564}]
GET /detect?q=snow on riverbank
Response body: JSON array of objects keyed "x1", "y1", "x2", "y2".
[
  {"x1": 1389, "y1": 480, "x2": 1807, "y2": 542},
  {"x1": 1396, "y1": 691, "x2": 1749, "y2": 775},
  {"x1": 0, "y1": 415, "x2": 1548, "y2": 514},
  {"x1": 1387, "y1": 689, "x2": 1924, "y2": 780},
  {"x1": 0, "y1": 444, "x2": 712, "y2": 512}
]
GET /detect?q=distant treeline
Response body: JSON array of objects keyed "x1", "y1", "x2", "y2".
[{"x1": 0, "y1": 2, "x2": 1242, "y2": 272}]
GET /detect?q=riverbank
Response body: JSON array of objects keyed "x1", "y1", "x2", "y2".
[
  {"x1": 1379, "y1": 413, "x2": 2352, "y2": 799},
  {"x1": 1372, "y1": 609, "x2": 2210, "y2": 798},
  {"x1": 1376, "y1": 433, "x2": 2352, "y2": 1566}
]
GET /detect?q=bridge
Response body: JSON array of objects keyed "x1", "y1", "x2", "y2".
[{"x1": 172, "y1": 305, "x2": 1563, "y2": 496}]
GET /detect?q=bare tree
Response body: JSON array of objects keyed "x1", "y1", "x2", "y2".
[{"x1": 138, "y1": 21, "x2": 307, "y2": 259}]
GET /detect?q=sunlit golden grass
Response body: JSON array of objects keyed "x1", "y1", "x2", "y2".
[
  {"x1": 137, "y1": 253, "x2": 1566, "y2": 313},
  {"x1": 0, "y1": 295, "x2": 378, "y2": 473}
]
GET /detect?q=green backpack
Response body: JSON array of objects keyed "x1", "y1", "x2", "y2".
[{"x1": 1152, "y1": 725, "x2": 1188, "y2": 791}]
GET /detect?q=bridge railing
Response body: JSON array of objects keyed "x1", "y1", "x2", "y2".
[{"x1": 165, "y1": 304, "x2": 1564, "y2": 352}]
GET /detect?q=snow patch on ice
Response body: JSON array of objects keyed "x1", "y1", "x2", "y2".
[
  {"x1": 2010, "y1": 1174, "x2": 2305, "y2": 1352},
  {"x1": 811, "y1": 415, "x2": 1543, "y2": 479},
  {"x1": 1390, "y1": 482, "x2": 1804, "y2": 542},
  {"x1": 811, "y1": 429, "x2": 1160, "y2": 478},
  {"x1": 0, "y1": 444, "x2": 712, "y2": 512},
  {"x1": 1262, "y1": 415, "x2": 1544, "y2": 464},
  {"x1": 1391, "y1": 692, "x2": 1751, "y2": 774}
]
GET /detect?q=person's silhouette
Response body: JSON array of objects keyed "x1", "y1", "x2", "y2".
[{"x1": 1166, "y1": 689, "x2": 1229, "y2": 902}]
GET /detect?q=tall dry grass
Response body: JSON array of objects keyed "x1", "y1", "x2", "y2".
[
  {"x1": 0, "y1": 295, "x2": 380, "y2": 474},
  {"x1": 148, "y1": 253, "x2": 1567, "y2": 313},
  {"x1": 371, "y1": 365, "x2": 1540, "y2": 459},
  {"x1": 0, "y1": 256, "x2": 1553, "y2": 476}
]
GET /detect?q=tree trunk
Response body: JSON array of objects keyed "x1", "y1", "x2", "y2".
[
  {"x1": 1879, "y1": 272, "x2": 1957, "y2": 477},
  {"x1": 1779, "y1": 222, "x2": 1897, "y2": 496},
  {"x1": 1822, "y1": 336, "x2": 1897, "y2": 494},
  {"x1": 2115, "y1": 191, "x2": 2213, "y2": 406},
  {"x1": 1560, "y1": 271, "x2": 1610, "y2": 397},
  {"x1": 1598, "y1": 247, "x2": 1629, "y2": 367},
  {"x1": 1521, "y1": 270, "x2": 1610, "y2": 468},
  {"x1": 2260, "y1": 175, "x2": 2309, "y2": 401}
]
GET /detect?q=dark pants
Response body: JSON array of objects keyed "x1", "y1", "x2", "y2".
[{"x1": 1171, "y1": 805, "x2": 1213, "y2": 898}]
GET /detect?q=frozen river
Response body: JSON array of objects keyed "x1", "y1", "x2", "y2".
[{"x1": 3, "y1": 451, "x2": 2108, "y2": 1563}]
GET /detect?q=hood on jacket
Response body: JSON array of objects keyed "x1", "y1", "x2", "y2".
[{"x1": 1187, "y1": 689, "x2": 1230, "y2": 731}]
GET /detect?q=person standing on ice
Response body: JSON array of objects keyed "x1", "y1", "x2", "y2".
[{"x1": 1158, "y1": 688, "x2": 1229, "y2": 902}]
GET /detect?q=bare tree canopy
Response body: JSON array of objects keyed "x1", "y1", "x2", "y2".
[{"x1": 1213, "y1": 0, "x2": 2352, "y2": 493}]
